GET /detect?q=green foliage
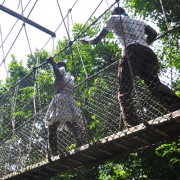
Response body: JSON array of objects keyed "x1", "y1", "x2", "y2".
[
  {"x1": 124, "y1": 0, "x2": 179, "y2": 31},
  {"x1": 0, "y1": 1, "x2": 180, "y2": 179},
  {"x1": 26, "y1": 49, "x2": 49, "y2": 69},
  {"x1": 7, "y1": 55, "x2": 29, "y2": 86},
  {"x1": 156, "y1": 140, "x2": 180, "y2": 175},
  {"x1": 54, "y1": 140, "x2": 180, "y2": 180}
]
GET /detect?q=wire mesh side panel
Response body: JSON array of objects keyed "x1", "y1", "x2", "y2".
[
  {"x1": 79, "y1": 62, "x2": 120, "y2": 141},
  {"x1": 0, "y1": 72, "x2": 36, "y2": 143},
  {"x1": 0, "y1": 59, "x2": 179, "y2": 177},
  {"x1": 0, "y1": 108, "x2": 47, "y2": 176},
  {"x1": 0, "y1": 66, "x2": 53, "y2": 177},
  {"x1": 76, "y1": 58, "x2": 180, "y2": 143}
]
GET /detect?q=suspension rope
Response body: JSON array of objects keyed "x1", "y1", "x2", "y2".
[
  {"x1": 35, "y1": 55, "x2": 41, "y2": 109},
  {"x1": 40, "y1": 0, "x2": 79, "y2": 52},
  {"x1": 0, "y1": 0, "x2": 32, "y2": 49},
  {"x1": 105, "y1": 0, "x2": 110, "y2": 9},
  {"x1": 20, "y1": 0, "x2": 33, "y2": 57},
  {"x1": 68, "y1": 9, "x2": 93, "y2": 144},
  {"x1": 1, "y1": 0, "x2": 6, "y2": 6},
  {"x1": 117, "y1": 1, "x2": 148, "y2": 126},
  {"x1": 67, "y1": 10, "x2": 70, "y2": 40},
  {"x1": 56, "y1": 0, "x2": 71, "y2": 40},
  {"x1": 0, "y1": 0, "x2": 38, "y2": 68},
  {"x1": 69, "y1": 10, "x2": 88, "y2": 78},
  {"x1": 159, "y1": 0, "x2": 173, "y2": 87},
  {"x1": 0, "y1": 23, "x2": 8, "y2": 78},
  {"x1": 32, "y1": 68, "x2": 37, "y2": 115},
  {"x1": 7, "y1": 1, "x2": 117, "y2": 91},
  {"x1": 11, "y1": 84, "x2": 19, "y2": 136},
  {"x1": 23, "y1": 68, "x2": 38, "y2": 164}
]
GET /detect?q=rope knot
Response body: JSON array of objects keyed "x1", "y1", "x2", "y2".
[
  {"x1": 69, "y1": 41, "x2": 73, "y2": 46},
  {"x1": 32, "y1": 66, "x2": 37, "y2": 72},
  {"x1": 68, "y1": 8, "x2": 72, "y2": 13}
]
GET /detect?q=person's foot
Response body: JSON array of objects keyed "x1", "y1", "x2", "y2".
[
  {"x1": 52, "y1": 150, "x2": 58, "y2": 156},
  {"x1": 76, "y1": 137, "x2": 84, "y2": 147},
  {"x1": 120, "y1": 122, "x2": 132, "y2": 131},
  {"x1": 51, "y1": 147, "x2": 58, "y2": 156},
  {"x1": 124, "y1": 124, "x2": 132, "y2": 129}
]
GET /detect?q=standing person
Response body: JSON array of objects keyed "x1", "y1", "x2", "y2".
[
  {"x1": 81, "y1": 7, "x2": 180, "y2": 129},
  {"x1": 43, "y1": 57, "x2": 85, "y2": 156}
]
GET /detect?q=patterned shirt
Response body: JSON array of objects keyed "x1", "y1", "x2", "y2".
[
  {"x1": 104, "y1": 15, "x2": 148, "y2": 53},
  {"x1": 54, "y1": 68, "x2": 74, "y2": 94}
]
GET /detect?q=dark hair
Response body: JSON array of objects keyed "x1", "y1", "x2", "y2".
[
  {"x1": 57, "y1": 61, "x2": 66, "y2": 69},
  {"x1": 111, "y1": 7, "x2": 125, "y2": 15}
]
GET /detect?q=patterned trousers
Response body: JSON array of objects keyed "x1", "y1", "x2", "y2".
[
  {"x1": 118, "y1": 44, "x2": 180, "y2": 128},
  {"x1": 48, "y1": 121, "x2": 83, "y2": 156}
]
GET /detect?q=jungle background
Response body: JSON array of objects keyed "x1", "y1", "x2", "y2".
[{"x1": 0, "y1": 0, "x2": 179, "y2": 179}]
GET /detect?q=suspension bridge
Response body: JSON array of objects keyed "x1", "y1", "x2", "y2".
[{"x1": 0, "y1": 0, "x2": 180, "y2": 179}]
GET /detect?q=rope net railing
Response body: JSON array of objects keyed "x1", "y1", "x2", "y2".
[
  {"x1": 0, "y1": 1, "x2": 180, "y2": 178},
  {"x1": 0, "y1": 55, "x2": 179, "y2": 177}
]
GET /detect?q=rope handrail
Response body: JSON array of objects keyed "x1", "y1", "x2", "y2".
[
  {"x1": 0, "y1": 0, "x2": 38, "y2": 67},
  {"x1": 1, "y1": 2, "x2": 179, "y2": 95},
  {"x1": 0, "y1": 0, "x2": 117, "y2": 92},
  {"x1": 0, "y1": 1, "x2": 179, "y2": 179}
]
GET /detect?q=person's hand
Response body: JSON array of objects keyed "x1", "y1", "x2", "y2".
[
  {"x1": 46, "y1": 57, "x2": 54, "y2": 64},
  {"x1": 80, "y1": 39, "x2": 90, "y2": 44}
]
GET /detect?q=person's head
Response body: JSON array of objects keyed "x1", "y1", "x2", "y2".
[
  {"x1": 111, "y1": 7, "x2": 126, "y2": 15},
  {"x1": 57, "y1": 61, "x2": 66, "y2": 69},
  {"x1": 57, "y1": 61, "x2": 66, "y2": 74}
]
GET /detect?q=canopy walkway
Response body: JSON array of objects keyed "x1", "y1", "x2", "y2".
[
  {"x1": 0, "y1": 60, "x2": 180, "y2": 179},
  {"x1": 0, "y1": 0, "x2": 180, "y2": 179},
  {"x1": 2, "y1": 110, "x2": 180, "y2": 180}
]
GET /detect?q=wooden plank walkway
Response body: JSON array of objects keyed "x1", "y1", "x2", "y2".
[{"x1": 3, "y1": 110, "x2": 180, "y2": 180}]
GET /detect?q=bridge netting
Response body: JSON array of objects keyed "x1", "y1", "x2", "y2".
[
  {"x1": 0, "y1": 0, "x2": 180, "y2": 178},
  {"x1": 0, "y1": 53, "x2": 179, "y2": 177}
]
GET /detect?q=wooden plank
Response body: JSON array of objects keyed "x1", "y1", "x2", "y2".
[
  {"x1": 79, "y1": 153, "x2": 97, "y2": 160},
  {"x1": 2, "y1": 110, "x2": 180, "y2": 180},
  {"x1": 132, "y1": 136, "x2": 150, "y2": 145}
]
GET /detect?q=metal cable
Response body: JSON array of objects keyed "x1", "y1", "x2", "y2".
[
  {"x1": 56, "y1": 0, "x2": 71, "y2": 40},
  {"x1": 0, "y1": 0, "x2": 32, "y2": 49},
  {"x1": 2, "y1": 0, "x2": 117, "y2": 90},
  {"x1": 0, "y1": 23, "x2": 8, "y2": 78},
  {"x1": 0, "y1": 0, "x2": 38, "y2": 68},
  {"x1": 69, "y1": 10, "x2": 88, "y2": 78},
  {"x1": 117, "y1": 2, "x2": 147, "y2": 126},
  {"x1": 159, "y1": 0, "x2": 173, "y2": 87},
  {"x1": 20, "y1": 0, "x2": 33, "y2": 57},
  {"x1": 39, "y1": 0, "x2": 79, "y2": 52}
]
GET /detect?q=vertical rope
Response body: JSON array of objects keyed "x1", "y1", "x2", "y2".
[
  {"x1": 11, "y1": 85, "x2": 19, "y2": 136},
  {"x1": 56, "y1": 0, "x2": 71, "y2": 40},
  {"x1": 33, "y1": 68, "x2": 37, "y2": 114},
  {"x1": 0, "y1": 23, "x2": 8, "y2": 79},
  {"x1": 69, "y1": 12, "x2": 89, "y2": 143},
  {"x1": 36, "y1": 55, "x2": 41, "y2": 110},
  {"x1": 159, "y1": 0, "x2": 172, "y2": 88},
  {"x1": 69, "y1": 11, "x2": 88, "y2": 78},
  {"x1": 117, "y1": 2, "x2": 148, "y2": 126},
  {"x1": 24, "y1": 68, "x2": 37, "y2": 164},
  {"x1": 20, "y1": 0, "x2": 33, "y2": 57}
]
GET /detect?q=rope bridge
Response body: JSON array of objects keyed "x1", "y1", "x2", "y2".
[
  {"x1": 0, "y1": 0, "x2": 180, "y2": 179},
  {"x1": 0, "y1": 60, "x2": 180, "y2": 179}
]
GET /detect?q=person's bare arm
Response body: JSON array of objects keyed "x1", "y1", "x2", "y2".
[
  {"x1": 47, "y1": 57, "x2": 63, "y2": 79},
  {"x1": 145, "y1": 25, "x2": 157, "y2": 45},
  {"x1": 81, "y1": 28, "x2": 109, "y2": 45}
]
